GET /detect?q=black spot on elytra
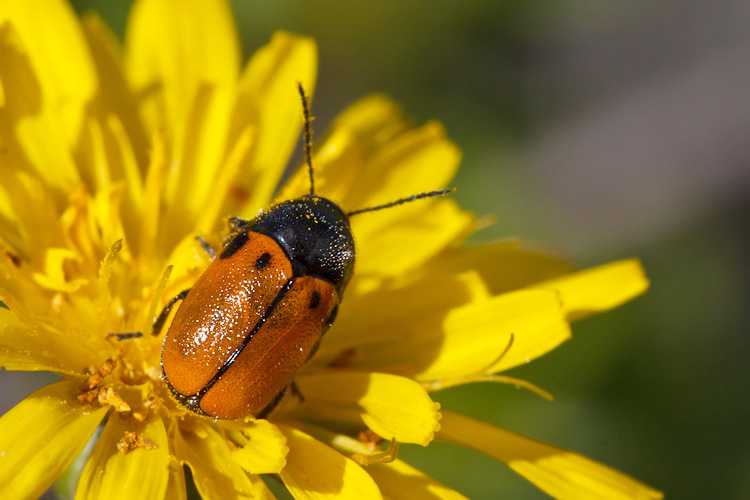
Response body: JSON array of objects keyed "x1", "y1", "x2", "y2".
[
  {"x1": 309, "y1": 291, "x2": 321, "y2": 309},
  {"x1": 220, "y1": 232, "x2": 249, "y2": 259},
  {"x1": 254, "y1": 252, "x2": 271, "y2": 269}
]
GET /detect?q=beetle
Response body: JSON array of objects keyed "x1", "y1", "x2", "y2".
[{"x1": 153, "y1": 84, "x2": 452, "y2": 419}]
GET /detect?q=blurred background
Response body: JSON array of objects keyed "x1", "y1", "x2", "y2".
[{"x1": 3, "y1": 1, "x2": 748, "y2": 498}]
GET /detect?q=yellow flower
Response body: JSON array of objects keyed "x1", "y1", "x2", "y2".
[{"x1": 0, "y1": 1, "x2": 662, "y2": 499}]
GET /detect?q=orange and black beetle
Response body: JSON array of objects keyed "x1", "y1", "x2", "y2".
[
  {"x1": 161, "y1": 196, "x2": 353, "y2": 419},
  {"x1": 151, "y1": 84, "x2": 451, "y2": 419}
]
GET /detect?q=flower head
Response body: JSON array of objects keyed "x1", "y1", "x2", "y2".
[{"x1": 0, "y1": 1, "x2": 662, "y2": 499}]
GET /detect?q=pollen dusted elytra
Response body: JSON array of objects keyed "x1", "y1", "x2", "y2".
[{"x1": 156, "y1": 84, "x2": 453, "y2": 420}]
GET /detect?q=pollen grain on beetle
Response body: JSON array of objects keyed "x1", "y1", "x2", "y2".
[{"x1": 0, "y1": 1, "x2": 662, "y2": 499}]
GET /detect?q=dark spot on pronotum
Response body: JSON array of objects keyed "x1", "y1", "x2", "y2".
[
  {"x1": 220, "y1": 232, "x2": 249, "y2": 259},
  {"x1": 254, "y1": 252, "x2": 271, "y2": 270},
  {"x1": 309, "y1": 291, "x2": 321, "y2": 309},
  {"x1": 326, "y1": 305, "x2": 339, "y2": 325}
]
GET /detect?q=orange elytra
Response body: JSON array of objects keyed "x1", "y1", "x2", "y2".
[{"x1": 156, "y1": 84, "x2": 453, "y2": 419}]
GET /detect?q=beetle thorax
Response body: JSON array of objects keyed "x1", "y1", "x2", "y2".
[{"x1": 248, "y1": 196, "x2": 355, "y2": 296}]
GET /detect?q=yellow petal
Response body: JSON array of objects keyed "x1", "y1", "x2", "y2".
[
  {"x1": 222, "y1": 418, "x2": 288, "y2": 474},
  {"x1": 294, "y1": 372, "x2": 441, "y2": 446},
  {"x1": 534, "y1": 258, "x2": 649, "y2": 321},
  {"x1": 80, "y1": 12, "x2": 149, "y2": 179},
  {"x1": 0, "y1": 0, "x2": 96, "y2": 151},
  {"x1": 229, "y1": 31, "x2": 317, "y2": 218},
  {"x1": 75, "y1": 10, "x2": 148, "y2": 255},
  {"x1": 0, "y1": 250, "x2": 51, "y2": 321},
  {"x1": 341, "y1": 121, "x2": 458, "y2": 211},
  {"x1": 423, "y1": 374, "x2": 554, "y2": 402},
  {"x1": 330, "y1": 94, "x2": 410, "y2": 157},
  {"x1": 325, "y1": 120, "x2": 468, "y2": 283},
  {"x1": 438, "y1": 410, "x2": 663, "y2": 500},
  {"x1": 425, "y1": 239, "x2": 575, "y2": 295},
  {"x1": 125, "y1": 0, "x2": 239, "y2": 139},
  {"x1": 102, "y1": 114, "x2": 146, "y2": 249},
  {"x1": 318, "y1": 284, "x2": 568, "y2": 380},
  {"x1": 274, "y1": 93, "x2": 414, "y2": 205},
  {"x1": 278, "y1": 424, "x2": 382, "y2": 499},
  {"x1": 306, "y1": 428, "x2": 466, "y2": 500},
  {"x1": 248, "y1": 475, "x2": 277, "y2": 500},
  {"x1": 369, "y1": 459, "x2": 469, "y2": 500},
  {"x1": 126, "y1": 0, "x2": 241, "y2": 250},
  {"x1": 76, "y1": 413, "x2": 169, "y2": 500},
  {"x1": 313, "y1": 271, "x2": 488, "y2": 370},
  {"x1": 79, "y1": 118, "x2": 113, "y2": 194},
  {"x1": 194, "y1": 126, "x2": 255, "y2": 235},
  {"x1": 353, "y1": 199, "x2": 475, "y2": 285},
  {"x1": 91, "y1": 184, "x2": 128, "y2": 255},
  {"x1": 0, "y1": 166, "x2": 64, "y2": 260},
  {"x1": 31, "y1": 247, "x2": 88, "y2": 293},
  {"x1": 172, "y1": 419, "x2": 264, "y2": 499},
  {"x1": 159, "y1": 79, "x2": 240, "y2": 249},
  {"x1": 417, "y1": 289, "x2": 571, "y2": 379},
  {"x1": 0, "y1": 178, "x2": 23, "y2": 254},
  {"x1": 0, "y1": 381, "x2": 108, "y2": 500},
  {"x1": 275, "y1": 127, "x2": 364, "y2": 204},
  {"x1": 137, "y1": 131, "x2": 168, "y2": 265},
  {"x1": 0, "y1": 23, "x2": 80, "y2": 204},
  {"x1": 0, "y1": 307, "x2": 99, "y2": 374},
  {"x1": 157, "y1": 232, "x2": 214, "y2": 297},
  {"x1": 164, "y1": 459, "x2": 187, "y2": 500}
]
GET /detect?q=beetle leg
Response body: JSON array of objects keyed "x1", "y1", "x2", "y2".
[
  {"x1": 195, "y1": 236, "x2": 217, "y2": 260},
  {"x1": 108, "y1": 331, "x2": 143, "y2": 341},
  {"x1": 222, "y1": 218, "x2": 252, "y2": 249},
  {"x1": 255, "y1": 385, "x2": 288, "y2": 419},
  {"x1": 228, "y1": 217, "x2": 252, "y2": 232},
  {"x1": 279, "y1": 340, "x2": 318, "y2": 401},
  {"x1": 289, "y1": 380, "x2": 305, "y2": 403},
  {"x1": 109, "y1": 289, "x2": 190, "y2": 341},
  {"x1": 305, "y1": 338, "x2": 322, "y2": 362},
  {"x1": 152, "y1": 289, "x2": 190, "y2": 336}
]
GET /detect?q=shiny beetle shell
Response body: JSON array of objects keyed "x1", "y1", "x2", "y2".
[{"x1": 161, "y1": 196, "x2": 354, "y2": 419}]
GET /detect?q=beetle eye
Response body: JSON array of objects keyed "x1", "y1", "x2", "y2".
[{"x1": 254, "y1": 252, "x2": 271, "y2": 269}]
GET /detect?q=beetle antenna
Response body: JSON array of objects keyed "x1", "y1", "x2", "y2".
[
  {"x1": 346, "y1": 188, "x2": 455, "y2": 217},
  {"x1": 298, "y1": 83, "x2": 315, "y2": 196}
]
